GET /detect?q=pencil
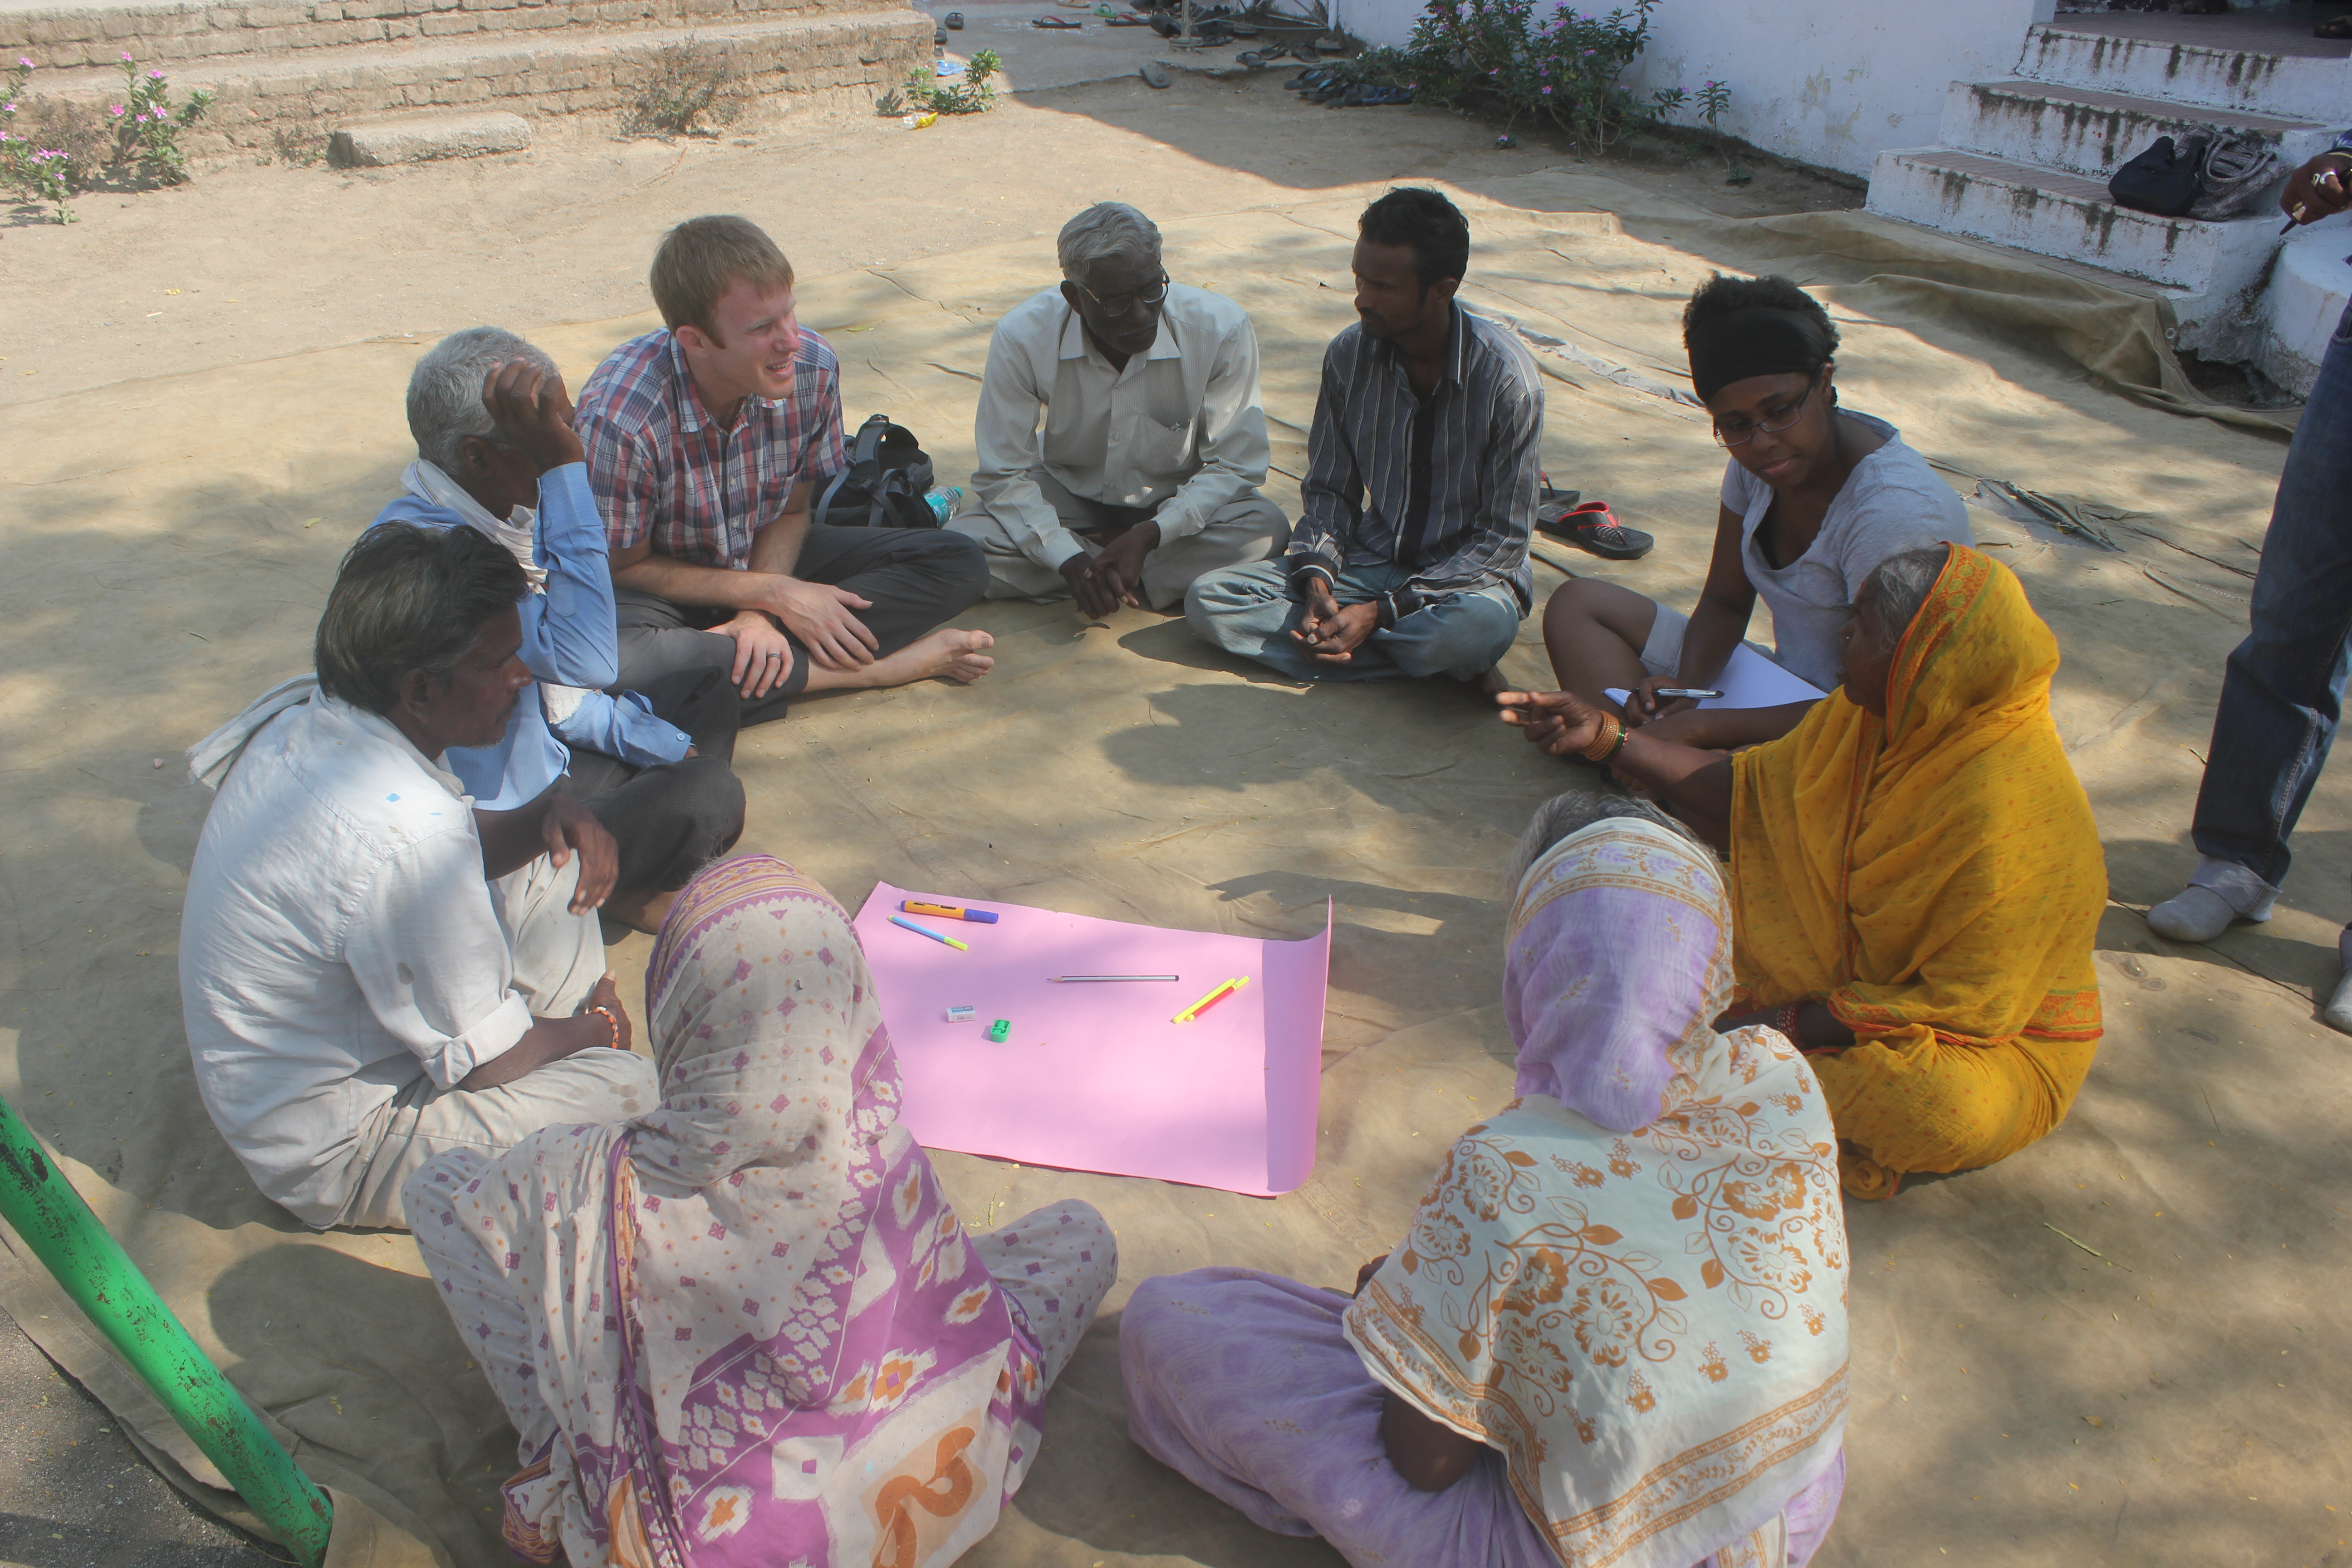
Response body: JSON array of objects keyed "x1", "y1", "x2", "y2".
[
  {"x1": 889, "y1": 914, "x2": 968, "y2": 951},
  {"x1": 1173, "y1": 975, "x2": 1249, "y2": 1023},
  {"x1": 1049, "y1": 975, "x2": 1180, "y2": 982}
]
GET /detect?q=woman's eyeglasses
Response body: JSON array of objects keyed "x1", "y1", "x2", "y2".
[
  {"x1": 1711, "y1": 379, "x2": 1818, "y2": 447},
  {"x1": 1073, "y1": 272, "x2": 1171, "y2": 320}
]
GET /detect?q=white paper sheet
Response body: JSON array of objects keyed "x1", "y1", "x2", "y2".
[{"x1": 1605, "y1": 643, "x2": 1828, "y2": 712}]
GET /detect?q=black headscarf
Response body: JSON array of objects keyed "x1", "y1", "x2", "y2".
[{"x1": 1685, "y1": 306, "x2": 1834, "y2": 402}]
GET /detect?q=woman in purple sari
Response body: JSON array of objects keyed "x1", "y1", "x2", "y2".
[
  {"x1": 406, "y1": 855, "x2": 1116, "y2": 1567},
  {"x1": 1121, "y1": 797, "x2": 1851, "y2": 1568}
]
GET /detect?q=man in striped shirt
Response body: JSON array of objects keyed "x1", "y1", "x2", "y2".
[
  {"x1": 1184, "y1": 188, "x2": 1540, "y2": 682},
  {"x1": 576, "y1": 216, "x2": 994, "y2": 727}
]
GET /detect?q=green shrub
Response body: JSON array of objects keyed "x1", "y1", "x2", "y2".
[
  {"x1": 896, "y1": 49, "x2": 1001, "y2": 116},
  {"x1": 1350, "y1": 0, "x2": 1726, "y2": 157}
]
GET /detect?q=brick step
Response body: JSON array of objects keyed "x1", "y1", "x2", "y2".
[
  {"x1": 12, "y1": 9, "x2": 928, "y2": 153},
  {"x1": 1945, "y1": 78, "x2": 2336, "y2": 183},
  {"x1": 2019, "y1": 17, "x2": 2352, "y2": 121},
  {"x1": 0, "y1": 0, "x2": 895, "y2": 72}
]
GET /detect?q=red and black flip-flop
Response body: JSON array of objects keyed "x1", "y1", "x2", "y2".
[{"x1": 1540, "y1": 500, "x2": 1654, "y2": 561}]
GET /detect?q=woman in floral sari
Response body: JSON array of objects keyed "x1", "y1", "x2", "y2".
[
  {"x1": 1120, "y1": 803, "x2": 1850, "y2": 1568},
  {"x1": 406, "y1": 855, "x2": 1117, "y2": 1567}
]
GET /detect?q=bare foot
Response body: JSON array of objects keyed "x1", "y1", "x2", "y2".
[{"x1": 803, "y1": 628, "x2": 996, "y2": 693}]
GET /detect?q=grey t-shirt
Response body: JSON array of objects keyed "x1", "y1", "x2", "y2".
[{"x1": 1720, "y1": 412, "x2": 1974, "y2": 689}]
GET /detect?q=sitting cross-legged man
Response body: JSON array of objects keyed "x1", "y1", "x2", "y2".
[
  {"x1": 179, "y1": 524, "x2": 657, "y2": 1230},
  {"x1": 952, "y1": 201, "x2": 1288, "y2": 618},
  {"x1": 375, "y1": 327, "x2": 746, "y2": 936},
  {"x1": 577, "y1": 214, "x2": 995, "y2": 722},
  {"x1": 1184, "y1": 187, "x2": 1540, "y2": 683}
]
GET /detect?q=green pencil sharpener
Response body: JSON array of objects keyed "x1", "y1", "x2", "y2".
[{"x1": 987, "y1": 1019, "x2": 1011, "y2": 1043}]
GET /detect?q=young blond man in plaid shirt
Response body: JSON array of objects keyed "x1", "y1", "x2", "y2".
[{"x1": 577, "y1": 216, "x2": 994, "y2": 723}]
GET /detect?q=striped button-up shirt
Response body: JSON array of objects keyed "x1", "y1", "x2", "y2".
[
  {"x1": 576, "y1": 328, "x2": 849, "y2": 570},
  {"x1": 1286, "y1": 302, "x2": 1542, "y2": 626}
]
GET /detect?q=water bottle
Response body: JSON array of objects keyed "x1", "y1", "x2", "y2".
[{"x1": 924, "y1": 485, "x2": 963, "y2": 526}]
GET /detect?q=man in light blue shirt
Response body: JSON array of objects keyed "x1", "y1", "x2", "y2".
[{"x1": 375, "y1": 328, "x2": 745, "y2": 935}]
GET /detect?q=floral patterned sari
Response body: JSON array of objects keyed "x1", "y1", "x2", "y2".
[
  {"x1": 407, "y1": 856, "x2": 1114, "y2": 1567},
  {"x1": 1344, "y1": 818, "x2": 1851, "y2": 1568}
]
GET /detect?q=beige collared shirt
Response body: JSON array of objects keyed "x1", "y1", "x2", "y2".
[{"x1": 970, "y1": 283, "x2": 1272, "y2": 570}]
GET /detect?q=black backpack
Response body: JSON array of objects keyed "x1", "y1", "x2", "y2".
[
  {"x1": 812, "y1": 414, "x2": 940, "y2": 529},
  {"x1": 2108, "y1": 133, "x2": 2208, "y2": 218}
]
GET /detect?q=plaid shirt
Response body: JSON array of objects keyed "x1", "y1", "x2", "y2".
[
  {"x1": 1286, "y1": 302, "x2": 1540, "y2": 627},
  {"x1": 575, "y1": 328, "x2": 848, "y2": 571}
]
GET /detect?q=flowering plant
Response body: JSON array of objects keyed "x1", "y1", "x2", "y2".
[
  {"x1": 106, "y1": 52, "x2": 213, "y2": 183},
  {"x1": 1354, "y1": 0, "x2": 1717, "y2": 155},
  {"x1": 2, "y1": 55, "x2": 211, "y2": 220}
]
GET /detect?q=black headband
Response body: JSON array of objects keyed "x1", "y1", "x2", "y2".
[{"x1": 1685, "y1": 306, "x2": 1833, "y2": 402}]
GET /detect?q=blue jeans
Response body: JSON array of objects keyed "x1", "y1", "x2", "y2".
[
  {"x1": 2190, "y1": 300, "x2": 2352, "y2": 891},
  {"x1": 1184, "y1": 559, "x2": 1523, "y2": 682}
]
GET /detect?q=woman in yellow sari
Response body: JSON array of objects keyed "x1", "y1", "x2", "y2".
[{"x1": 1497, "y1": 543, "x2": 2106, "y2": 1197}]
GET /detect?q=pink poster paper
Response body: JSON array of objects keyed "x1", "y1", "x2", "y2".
[{"x1": 851, "y1": 883, "x2": 1333, "y2": 1197}]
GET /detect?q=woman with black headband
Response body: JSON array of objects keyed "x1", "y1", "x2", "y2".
[{"x1": 1531, "y1": 274, "x2": 1970, "y2": 750}]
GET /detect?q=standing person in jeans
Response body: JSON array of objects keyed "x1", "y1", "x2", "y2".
[
  {"x1": 2147, "y1": 142, "x2": 2352, "y2": 1030},
  {"x1": 1183, "y1": 188, "x2": 1539, "y2": 684},
  {"x1": 576, "y1": 214, "x2": 995, "y2": 725}
]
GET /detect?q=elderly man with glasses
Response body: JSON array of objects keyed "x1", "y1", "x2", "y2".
[{"x1": 951, "y1": 201, "x2": 1287, "y2": 617}]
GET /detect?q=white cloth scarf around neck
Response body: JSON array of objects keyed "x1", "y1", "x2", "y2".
[{"x1": 403, "y1": 457, "x2": 546, "y2": 588}]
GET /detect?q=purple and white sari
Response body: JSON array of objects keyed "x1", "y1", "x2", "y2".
[{"x1": 408, "y1": 856, "x2": 1116, "y2": 1567}]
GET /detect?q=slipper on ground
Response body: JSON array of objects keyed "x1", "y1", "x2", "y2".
[{"x1": 1541, "y1": 500, "x2": 1654, "y2": 561}]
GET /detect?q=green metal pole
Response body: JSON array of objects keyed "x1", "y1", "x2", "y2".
[{"x1": 0, "y1": 1093, "x2": 334, "y2": 1567}]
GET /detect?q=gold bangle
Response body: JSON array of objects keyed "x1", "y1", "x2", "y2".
[{"x1": 1581, "y1": 713, "x2": 1624, "y2": 762}]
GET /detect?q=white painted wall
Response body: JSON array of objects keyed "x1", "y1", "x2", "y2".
[{"x1": 1333, "y1": 0, "x2": 2057, "y2": 181}]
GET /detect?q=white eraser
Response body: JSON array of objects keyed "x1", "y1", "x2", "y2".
[{"x1": 945, "y1": 1004, "x2": 977, "y2": 1023}]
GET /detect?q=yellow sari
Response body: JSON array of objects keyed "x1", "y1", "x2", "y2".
[{"x1": 1727, "y1": 544, "x2": 2105, "y2": 1199}]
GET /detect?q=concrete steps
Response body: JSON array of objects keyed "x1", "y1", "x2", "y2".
[
  {"x1": 1944, "y1": 78, "x2": 2336, "y2": 182},
  {"x1": 1865, "y1": 8, "x2": 2350, "y2": 395},
  {"x1": 2020, "y1": 14, "x2": 2351, "y2": 122},
  {"x1": 1, "y1": 0, "x2": 929, "y2": 156},
  {"x1": 1868, "y1": 146, "x2": 2279, "y2": 296}
]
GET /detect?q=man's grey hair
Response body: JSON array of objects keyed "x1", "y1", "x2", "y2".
[
  {"x1": 1058, "y1": 202, "x2": 1161, "y2": 286},
  {"x1": 406, "y1": 327, "x2": 558, "y2": 475},
  {"x1": 1858, "y1": 545, "x2": 1949, "y2": 645},
  {"x1": 1503, "y1": 789, "x2": 1703, "y2": 896}
]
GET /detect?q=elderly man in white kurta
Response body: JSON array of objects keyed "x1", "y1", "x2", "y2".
[{"x1": 951, "y1": 202, "x2": 1287, "y2": 619}]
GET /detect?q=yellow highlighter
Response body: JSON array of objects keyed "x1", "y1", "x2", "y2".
[{"x1": 1173, "y1": 976, "x2": 1249, "y2": 1024}]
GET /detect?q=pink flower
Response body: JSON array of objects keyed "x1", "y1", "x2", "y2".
[
  {"x1": 149, "y1": 69, "x2": 164, "y2": 78},
  {"x1": 109, "y1": 103, "x2": 125, "y2": 117},
  {"x1": 18, "y1": 57, "x2": 34, "y2": 68},
  {"x1": 120, "y1": 51, "x2": 132, "y2": 60}
]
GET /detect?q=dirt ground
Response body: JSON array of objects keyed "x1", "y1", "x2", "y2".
[
  {"x1": 0, "y1": 68, "x2": 1857, "y2": 406},
  {"x1": 3, "y1": 61, "x2": 2348, "y2": 1568}
]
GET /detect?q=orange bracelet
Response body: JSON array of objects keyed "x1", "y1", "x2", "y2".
[{"x1": 589, "y1": 1004, "x2": 620, "y2": 1049}]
